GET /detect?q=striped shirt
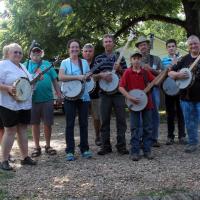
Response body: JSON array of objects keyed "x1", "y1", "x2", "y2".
[{"x1": 93, "y1": 52, "x2": 127, "y2": 73}]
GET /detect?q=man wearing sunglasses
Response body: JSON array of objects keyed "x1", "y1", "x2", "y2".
[{"x1": 24, "y1": 44, "x2": 62, "y2": 158}]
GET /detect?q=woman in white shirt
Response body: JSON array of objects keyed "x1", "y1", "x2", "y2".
[{"x1": 0, "y1": 43, "x2": 36, "y2": 170}]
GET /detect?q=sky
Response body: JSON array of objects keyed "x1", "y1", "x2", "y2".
[{"x1": 0, "y1": 1, "x2": 6, "y2": 13}]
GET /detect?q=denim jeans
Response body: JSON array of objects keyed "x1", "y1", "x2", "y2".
[
  {"x1": 151, "y1": 87, "x2": 160, "y2": 142},
  {"x1": 100, "y1": 93, "x2": 127, "y2": 150},
  {"x1": 64, "y1": 99, "x2": 89, "y2": 154},
  {"x1": 130, "y1": 109, "x2": 153, "y2": 154},
  {"x1": 180, "y1": 100, "x2": 200, "y2": 145}
]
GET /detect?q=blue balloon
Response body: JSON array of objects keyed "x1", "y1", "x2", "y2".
[{"x1": 60, "y1": 5, "x2": 73, "y2": 16}]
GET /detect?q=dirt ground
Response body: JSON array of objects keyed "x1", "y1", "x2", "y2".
[{"x1": 0, "y1": 113, "x2": 200, "y2": 200}]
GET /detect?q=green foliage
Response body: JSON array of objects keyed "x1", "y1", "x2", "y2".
[
  {"x1": 0, "y1": 0, "x2": 197, "y2": 58},
  {"x1": 138, "y1": 20, "x2": 187, "y2": 49}
]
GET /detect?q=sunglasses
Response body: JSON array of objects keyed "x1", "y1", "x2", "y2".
[
  {"x1": 13, "y1": 51, "x2": 22, "y2": 55},
  {"x1": 31, "y1": 49, "x2": 42, "y2": 54}
]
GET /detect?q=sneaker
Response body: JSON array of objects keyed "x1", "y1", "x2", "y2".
[
  {"x1": 166, "y1": 138, "x2": 174, "y2": 145},
  {"x1": 82, "y1": 150, "x2": 92, "y2": 159},
  {"x1": 184, "y1": 144, "x2": 198, "y2": 153},
  {"x1": 144, "y1": 152, "x2": 154, "y2": 160},
  {"x1": 97, "y1": 147, "x2": 112, "y2": 155},
  {"x1": 117, "y1": 148, "x2": 129, "y2": 155},
  {"x1": 95, "y1": 137, "x2": 102, "y2": 146},
  {"x1": 21, "y1": 156, "x2": 37, "y2": 165},
  {"x1": 179, "y1": 137, "x2": 188, "y2": 145},
  {"x1": 130, "y1": 154, "x2": 140, "y2": 161},
  {"x1": 66, "y1": 153, "x2": 75, "y2": 161},
  {"x1": 1, "y1": 160, "x2": 13, "y2": 171},
  {"x1": 152, "y1": 141, "x2": 161, "y2": 147}
]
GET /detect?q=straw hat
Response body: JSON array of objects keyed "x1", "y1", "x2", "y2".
[{"x1": 135, "y1": 36, "x2": 150, "y2": 47}]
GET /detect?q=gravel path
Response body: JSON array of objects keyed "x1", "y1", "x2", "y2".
[{"x1": 1, "y1": 113, "x2": 200, "y2": 200}]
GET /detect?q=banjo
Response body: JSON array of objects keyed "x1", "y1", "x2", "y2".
[
  {"x1": 99, "y1": 31, "x2": 136, "y2": 94},
  {"x1": 61, "y1": 60, "x2": 104, "y2": 100},
  {"x1": 126, "y1": 69, "x2": 168, "y2": 111},
  {"x1": 162, "y1": 77, "x2": 180, "y2": 96},
  {"x1": 176, "y1": 54, "x2": 200, "y2": 89},
  {"x1": 162, "y1": 53, "x2": 182, "y2": 96},
  {"x1": 13, "y1": 62, "x2": 55, "y2": 101}
]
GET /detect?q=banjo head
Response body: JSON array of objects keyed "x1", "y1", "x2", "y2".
[
  {"x1": 85, "y1": 78, "x2": 96, "y2": 94},
  {"x1": 61, "y1": 80, "x2": 83, "y2": 98},
  {"x1": 99, "y1": 73, "x2": 119, "y2": 93},
  {"x1": 162, "y1": 77, "x2": 180, "y2": 96},
  {"x1": 176, "y1": 68, "x2": 192, "y2": 89},
  {"x1": 126, "y1": 89, "x2": 148, "y2": 111},
  {"x1": 13, "y1": 78, "x2": 32, "y2": 101}
]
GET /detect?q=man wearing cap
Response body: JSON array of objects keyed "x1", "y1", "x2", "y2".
[
  {"x1": 119, "y1": 51, "x2": 155, "y2": 161},
  {"x1": 24, "y1": 44, "x2": 62, "y2": 157},
  {"x1": 82, "y1": 43, "x2": 101, "y2": 146},
  {"x1": 135, "y1": 35, "x2": 163, "y2": 147}
]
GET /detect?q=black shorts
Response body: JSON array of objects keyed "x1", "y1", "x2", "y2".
[
  {"x1": 0, "y1": 106, "x2": 31, "y2": 127},
  {"x1": 0, "y1": 118, "x2": 3, "y2": 128}
]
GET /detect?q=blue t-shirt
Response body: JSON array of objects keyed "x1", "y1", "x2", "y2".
[
  {"x1": 25, "y1": 60, "x2": 57, "y2": 103},
  {"x1": 60, "y1": 58, "x2": 90, "y2": 101},
  {"x1": 162, "y1": 56, "x2": 174, "y2": 69}
]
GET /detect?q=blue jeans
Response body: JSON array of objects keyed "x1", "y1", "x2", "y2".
[
  {"x1": 151, "y1": 87, "x2": 160, "y2": 142},
  {"x1": 64, "y1": 99, "x2": 89, "y2": 154},
  {"x1": 180, "y1": 100, "x2": 200, "y2": 145},
  {"x1": 130, "y1": 109, "x2": 153, "y2": 154}
]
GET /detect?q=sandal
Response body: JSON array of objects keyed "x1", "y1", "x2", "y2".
[
  {"x1": 45, "y1": 146, "x2": 57, "y2": 156},
  {"x1": 31, "y1": 147, "x2": 41, "y2": 158}
]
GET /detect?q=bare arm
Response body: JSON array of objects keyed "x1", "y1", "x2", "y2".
[
  {"x1": 58, "y1": 69, "x2": 85, "y2": 82},
  {"x1": 168, "y1": 70, "x2": 189, "y2": 80},
  {"x1": 52, "y1": 79, "x2": 62, "y2": 97},
  {"x1": 0, "y1": 83, "x2": 16, "y2": 96},
  {"x1": 119, "y1": 86, "x2": 140, "y2": 104}
]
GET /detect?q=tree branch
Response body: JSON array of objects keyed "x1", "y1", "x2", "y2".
[{"x1": 114, "y1": 14, "x2": 186, "y2": 38}]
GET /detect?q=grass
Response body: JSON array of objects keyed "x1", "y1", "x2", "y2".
[
  {"x1": 0, "y1": 170, "x2": 15, "y2": 181},
  {"x1": 137, "y1": 188, "x2": 187, "y2": 197},
  {"x1": 0, "y1": 170, "x2": 15, "y2": 200},
  {"x1": 0, "y1": 189, "x2": 6, "y2": 200}
]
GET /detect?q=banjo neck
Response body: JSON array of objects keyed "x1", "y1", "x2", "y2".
[
  {"x1": 113, "y1": 31, "x2": 136, "y2": 73},
  {"x1": 144, "y1": 69, "x2": 168, "y2": 93},
  {"x1": 189, "y1": 54, "x2": 200, "y2": 72},
  {"x1": 30, "y1": 64, "x2": 53, "y2": 85}
]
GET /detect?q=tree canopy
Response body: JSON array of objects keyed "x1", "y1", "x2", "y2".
[{"x1": 0, "y1": 0, "x2": 199, "y2": 58}]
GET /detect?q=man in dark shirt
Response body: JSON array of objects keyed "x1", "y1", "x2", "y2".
[
  {"x1": 93, "y1": 34, "x2": 128, "y2": 155},
  {"x1": 82, "y1": 43, "x2": 101, "y2": 146},
  {"x1": 168, "y1": 35, "x2": 200, "y2": 153},
  {"x1": 162, "y1": 39, "x2": 186, "y2": 145}
]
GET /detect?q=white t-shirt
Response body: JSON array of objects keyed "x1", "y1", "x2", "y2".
[{"x1": 0, "y1": 60, "x2": 32, "y2": 110}]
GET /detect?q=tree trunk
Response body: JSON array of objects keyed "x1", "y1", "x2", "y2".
[{"x1": 183, "y1": 0, "x2": 200, "y2": 37}]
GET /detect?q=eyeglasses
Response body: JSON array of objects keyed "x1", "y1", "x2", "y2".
[{"x1": 13, "y1": 51, "x2": 22, "y2": 55}]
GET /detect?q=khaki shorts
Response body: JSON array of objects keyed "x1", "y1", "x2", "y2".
[
  {"x1": 31, "y1": 101, "x2": 54, "y2": 126},
  {"x1": 91, "y1": 99, "x2": 100, "y2": 120}
]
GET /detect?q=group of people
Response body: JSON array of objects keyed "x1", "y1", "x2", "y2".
[{"x1": 1, "y1": 33, "x2": 200, "y2": 170}]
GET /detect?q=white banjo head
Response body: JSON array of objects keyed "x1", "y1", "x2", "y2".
[
  {"x1": 99, "y1": 72, "x2": 119, "y2": 93},
  {"x1": 126, "y1": 89, "x2": 148, "y2": 111},
  {"x1": 176, "y1": 68, "x2": 192, "y2": 89},
  {"x1": 162, "y1": 77, "x2": 180, "y2": 96},
  {"x1": 61, "y1": 80, "x2": 83, "y2": 98},
  {"x1": 85, "y1": 77, "x2": 96, "y2": 94},
  {"x1": 13, "y1": 78, "x2": 32, "y2": 101}
]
